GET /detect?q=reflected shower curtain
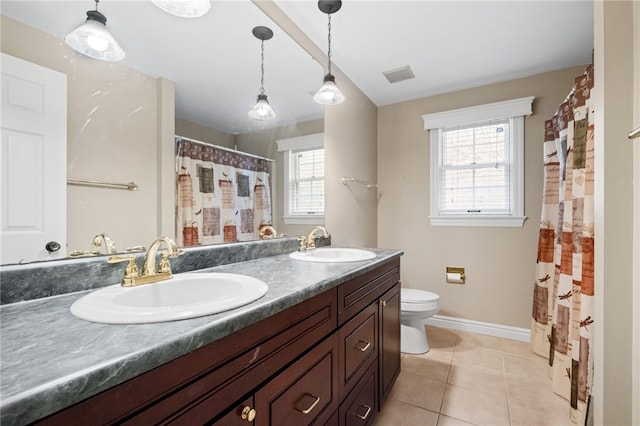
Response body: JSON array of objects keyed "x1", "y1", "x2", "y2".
[
  {"x1": 175, "y1": 137, "x2": 272, "y2": 247},
  {"x1": 530, "y1": 65, "x2": 594, "y2": 425}
]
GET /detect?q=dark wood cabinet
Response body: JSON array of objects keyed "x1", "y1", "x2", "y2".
[
  {"x1": 379, "y1": 283, "x2": 401, "y2": 405},
  {"x1": 35, "y1": 258, "x2": 401, "y2": 426},
  {"x1": 255, "y1": 333, "x2": 339, "y2": 426},
  {"x1": 338, "y1": 302, "x2": 377, "y2": 400},
  {"x1": 338, "y1": 362, "x2": 377, "y2": 426}
]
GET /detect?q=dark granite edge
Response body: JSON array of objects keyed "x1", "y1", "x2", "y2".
[{"x1": 1, "y1": 250, "x2": 402, "y2": 425}]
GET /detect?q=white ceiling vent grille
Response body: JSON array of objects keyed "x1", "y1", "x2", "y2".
[{"x1": 383, "y1": 65, "x2": 415, "y2": 84}]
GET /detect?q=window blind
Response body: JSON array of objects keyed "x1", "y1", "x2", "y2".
[
  {"x1": 440, "y1": 120, "x2": 510, "y2": 214},
  {"x1": 290, "y1": 148, "x2": 324, "y2": 215}
]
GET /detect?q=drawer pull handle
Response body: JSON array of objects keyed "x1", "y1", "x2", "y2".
[
  {"x1": 297, "y1": 394, "x2": 321, "y2": 415},
  {"x1": 356, "y1": 404, "x2": 372, "y2": 420},
  {"x1": 241, "y1": 406, "x2": 256, "y2": 422},
  {"x1": 355, "y1": 340, "x2": 371, "y2": 352}
]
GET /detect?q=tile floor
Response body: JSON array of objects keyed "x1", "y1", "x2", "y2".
[{"x1": 374, "y1": 326, "x2": 576, "y2": 426}]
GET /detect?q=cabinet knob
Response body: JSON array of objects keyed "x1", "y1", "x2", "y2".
[
  {"x1": 380, "y1": 299, "x2": 387, "y2": 307},
  {"x1": 241, "y1": 406, "x2": 256, "y2": 422}
]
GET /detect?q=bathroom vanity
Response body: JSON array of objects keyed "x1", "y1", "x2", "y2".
[{"x1": 0, "y1": 246, "x2": 402, "y2": 425}]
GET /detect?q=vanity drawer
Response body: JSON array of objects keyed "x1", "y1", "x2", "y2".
[
  {"x1": 338, "y1": 362, "x2": 377, "y2": 426},
  {"x1": 338, "y1": 302, "x2": 377, "y2": 399},
  {"x1": 255, "y1": 333, "x2": 339, "y2": 426},
  {"x1": 337, "y1": 258, "x2": 399, "y2": 325}
]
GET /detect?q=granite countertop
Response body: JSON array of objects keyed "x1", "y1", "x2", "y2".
[{"x1": 0, "y1": 248, "x2": 402, "y2": 425}]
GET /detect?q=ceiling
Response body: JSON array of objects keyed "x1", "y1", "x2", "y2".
[{"x1": 1, "y1": 1, "x2": 593, "y2": 134}]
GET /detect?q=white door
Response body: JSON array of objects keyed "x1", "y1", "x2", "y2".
[{"x1": 1, "y1": 53, "x2": 67, "y2": 264}]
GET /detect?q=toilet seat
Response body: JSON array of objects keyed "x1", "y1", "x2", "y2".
[
  {"x1": 401, "y1": 289, "x2": 440, "y2": 312},
  {"x1": 402, "y1": 288, "x2": 439, "y2": 302}
]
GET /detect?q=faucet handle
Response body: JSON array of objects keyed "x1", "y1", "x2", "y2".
[
  {"x1": 108, "y1": 255, "x2": 140, "y2": 282},
  {"x1": 297, "y1": 236, "x2": 307, "y2": 252},
  {"x1": 158, "y1": 251, "x2": 172, "y2": 274}
]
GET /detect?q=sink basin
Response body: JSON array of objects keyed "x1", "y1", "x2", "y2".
[
  {"x1": 289, "y1": 248, "x2": 376, "y2": 263},
  {"x1": 70, "y1": 273, "x2": 268, "y2": 324}
]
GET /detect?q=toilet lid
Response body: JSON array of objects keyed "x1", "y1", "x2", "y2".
[{"x1": 401, "y1": 288, "x2": 439, "y2": 303}]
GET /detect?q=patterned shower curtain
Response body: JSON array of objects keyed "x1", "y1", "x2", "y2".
[
  {"x1": 175, "y1": 137, "x2": 272, "y2": 247},
  {"x1": 530, "y1": 65, "x2": 594, "y2": 425}
]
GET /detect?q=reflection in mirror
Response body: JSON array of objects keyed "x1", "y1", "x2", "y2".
[{"x1": 0, "y1": 0, "x2": 324, "y2": 265}]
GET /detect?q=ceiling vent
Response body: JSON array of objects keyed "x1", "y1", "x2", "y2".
[{"x1": 383, "y1": 65, "x2": 415, "y2": 84}]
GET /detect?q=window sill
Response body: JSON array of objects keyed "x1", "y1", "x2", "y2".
[
  {"x1": 429, "y1": 215, "x2": 527, "y2": 228},
  {"x1": 283, "y1": 215, "x2": 325, "y2": 225}
]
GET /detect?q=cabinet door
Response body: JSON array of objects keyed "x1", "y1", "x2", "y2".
[
  {"x1": 255, "y1": 334, "x2": 339, "y2": 426},
  {"x1": 378, "y1": 283, "x2": 400, "y2": 405}
]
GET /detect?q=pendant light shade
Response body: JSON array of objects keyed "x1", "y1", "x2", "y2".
[
  {"x1": 314, "y1": 74, "x2": 346, "y2": 105},
  {"x1": 248, "y1": 26, "x2": 276, "y2": 121},
  {"x1": 314, "y1": 0, "x2": 345, "y2": 106},
  {"x1": 65, "y1": 0, "x2": 125, "y2": 62},
  {"x1": 248, "y1": 94, "x2": 277, "y2": 121},
  {"x1": 150, "y1": 0, "x2": 211, "y2": 18}
]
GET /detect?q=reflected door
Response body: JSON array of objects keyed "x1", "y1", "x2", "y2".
[{"x1": 1, "y1": 53, "x2": 67, "y2": 264}]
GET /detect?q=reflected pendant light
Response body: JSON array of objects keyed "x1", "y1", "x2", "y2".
[
  {"x1": 248, "y1": 26, "x2": 277, "y2": 121},
  {"x1": 150, "y1": 0, "x2": 211, "y2": 18},
  {"x1": 314, "y1": 0, "x2": 345, "y2": 105},
  {"x1": 65, "y1": 0, "x2": 125, "y2": 62}
]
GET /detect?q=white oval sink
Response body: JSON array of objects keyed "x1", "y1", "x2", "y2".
[
  {"x1": 289, "y1": 248, "x2": 376, "y2": 263},
  {"x1": 70, "y1": 273, "x2": 268, "y2": 324}
]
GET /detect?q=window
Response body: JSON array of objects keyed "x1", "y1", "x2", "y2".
[
  {"x1": 277, "y1": 133, "x2": 324, "y2": 224},
  {"x1": 422, "y1": 97, "x2": 534, "y2": 227}
]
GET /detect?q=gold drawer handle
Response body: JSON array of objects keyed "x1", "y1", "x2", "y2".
[
  {"x1": 241, "y1": 406, "x2": 256, "y2": 422},
  {"x1": 297, "y1": 394, "x2": 321, "y2": 415},
  {"x1": 356, "y1": 404, "x2": 372, "y2": 420},
  {"x1": 355, "y1": 340, "x2": 371, "y2": 352}
]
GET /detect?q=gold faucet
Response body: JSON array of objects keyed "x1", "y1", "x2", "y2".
[
  {"x1": 92, "y1": 233, "x2": 117, "y2": 254},
  {"x1": 108, "y1": 236, "x2": 182, "y2": 287},
  {"x1": 259, "y1": 225, "x2": 278, "y2": 239},
  {"x1": 305, "y1": 226, "x2": 330, "y2": 250}
]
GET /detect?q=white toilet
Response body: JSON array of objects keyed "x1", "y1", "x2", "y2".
[{"x1": 400, "y1": 288, "x2": 441, "y2": 354}]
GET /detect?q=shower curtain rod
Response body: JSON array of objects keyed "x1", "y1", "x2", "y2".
[
  {"x1": 175, "y1": 135, "x2": 274, "y2": 162},
  {"x1": 628, "y1": 126, "x2": 640, "y2": 140}
]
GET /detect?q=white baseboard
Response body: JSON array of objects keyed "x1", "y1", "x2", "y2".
[{"x1": 424, "y1": 314, "x2": 531, "y2": 342}]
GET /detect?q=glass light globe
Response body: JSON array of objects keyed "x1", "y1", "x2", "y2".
[
  {"x1": 65, "y1": 13, "x2": 125, "y2": 61},
  {"x1": 314, "y1": 74, "x2": 345, "y2": 105},
  {"x1": 151, "y1": 0, "x2": 211, "y2": 18},
  {"x1": 248, "y1": 94, "x2": 277, "y2": 121}
]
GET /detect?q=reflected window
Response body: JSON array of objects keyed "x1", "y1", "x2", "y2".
[{"x1": 277, "y1": 133, "x2": 324, "y2": 225}]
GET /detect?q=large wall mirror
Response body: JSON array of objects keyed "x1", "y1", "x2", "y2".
[{"x1": 1, "y1": 0, "x2": 324, "y2": 265}]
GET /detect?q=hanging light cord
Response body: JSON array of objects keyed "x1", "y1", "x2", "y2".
[
  {"x1": 326, "y1": 14, "x2": 333, "y2": 75},
  {"x1": 259, "y1": 39, "x2": 266, "y2": 95}
]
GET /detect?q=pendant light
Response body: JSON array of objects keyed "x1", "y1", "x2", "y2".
[
  {"x1": 248, "y1": 26, "x2": 277, "y2": 121},
  {"x1": 314, "y1": 0, "x2": 345, "y2": 105},
  {"x1": 150, "y1": 0, "x2": 211, "y2": 18},
  {"x1": 65, "y1": 0, "x2": 125, "y2": 62}
]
